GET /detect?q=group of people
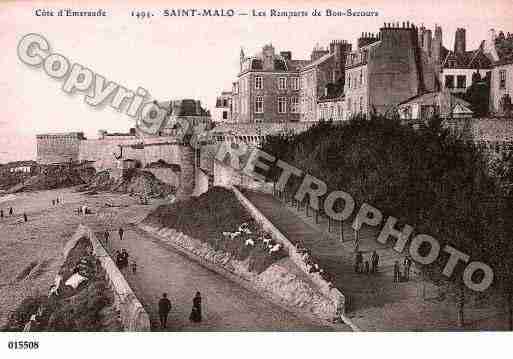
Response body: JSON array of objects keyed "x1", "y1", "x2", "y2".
[
  {"x1": 51, "y1": 197, "x2": 62, "y2": 206},
  {"x1": 354, "y1": 250, "x2": 380, "y2": 274},
  {"x1": 76, "y1": 205, "x2": 90, "y2": 215},
  {"x1": 158, "y1": 291, "x2": 202, "y2": 329},
  {"x1": 106, "y1": 228, "x2": 136, "y2": 273},
  {"x1": 0, "y1": 207, "x2": 28, "y2": 223},
  {"x1": 115, "y1": 248, "x2": 135, "y2": 271},
  {"x1": 394, "y1": 257, "x2": 413, "y2": 282}
]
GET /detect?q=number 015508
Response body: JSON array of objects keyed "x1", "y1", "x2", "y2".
[{"x1": 7, "y1": 341, "x2": 39, "y2": 350}]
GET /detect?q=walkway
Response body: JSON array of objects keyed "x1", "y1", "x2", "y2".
[
  {"x1": 242, "y1": 189, "x2": 509, "y2": 331},
  {"x1": 100, "y1": 226, "x2": 333, "y2": 331}
]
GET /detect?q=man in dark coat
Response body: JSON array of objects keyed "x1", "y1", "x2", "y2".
[
  {"x1": 9, "y1": 207, "x2": 13, "y2": 216},
  {"x1": 371, "y1": 250, "x2": 380, "y2": 273},
  {"x1": 1, "y1": 209, "x2": 3, "y2": 219},
  {"x1": 354, "y1": 251, "x2": 363, "y2": 273},
  {"x1": 189, "y1": 291, "x2": 202, "y2": 323},
  {"x1": 394, "y1": 260, "x2": 401, "y2": 283},
  {"x1": 118, "y1": 227, "x2": 124, "y2": 241},
  {"x1": 158, "y1": 293, "x2": 172, "y2": 329}
]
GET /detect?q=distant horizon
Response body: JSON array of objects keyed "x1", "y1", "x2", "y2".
[{"x1": 1, "y1": 0, "x2": 512, "y2": 162}]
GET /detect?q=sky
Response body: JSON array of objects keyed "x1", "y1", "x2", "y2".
[{"x1": 0, "y1": 0, "x2": 512, "y2": 162}]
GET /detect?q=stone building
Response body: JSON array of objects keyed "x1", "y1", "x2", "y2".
[
  {"x1": 213, "y1": 91, "x2": 232, "y2": 123},
  {"x1": 151, "y1": 99, "x2": 212, "y2": 136},
  {"x1": 440, "y1": 28, "x2": 492, "y2": 94},
  {"x1": 36, "y1": 132, "x2": 86, "y2": 165},
  {"x1": 343, "y1": 22, "x2": 438, "y2": 120},
  {"x1": 231, "y1": 45, "x2": 309, "y2": 123},
  {"x1": 300, "y1": 41, "x2": 351, "y2": 121},
  {"x1": 397, "y1": 90, "x2": 473, "y2": 123},
  {"x1": 487, "y1": 30, "x2": 513, "y2": 116},
  {"x1": 317, "y1": 83, "x2": 345, "y2": 121},
  {"x1": 225, "y1": 41, "x2": 350, "y2": 123}
]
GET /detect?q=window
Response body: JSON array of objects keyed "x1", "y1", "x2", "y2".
[
  {"x1": 278, "y1": 97, "x2": 287, "y2": 113},
  {"x1": 291, "y1": 97, "x2": 299, "y2": 113},
  {"x1": 500, "y1": 70, "x2": 507, "y2": 89},
  {"x1": 445, "y1": 75, "x2": 455, "y2": 89},
  {"x1": 291, "y1": 77, "x2": 299, "y2": 90},
  {"x1": 222, "y1": 99, "x2": 228, "y2": 107},
  {"x1": 222, "y1": 111, "x2": 228, "y2": 120},
  {"x1": 359, "y1": 70, "x2": 363, "y2": 86},
  {"x1": 359, "y1": 97, "x2": 363, "y2": 113},
  {"x1": 255, "y1": 97, "x2": 263, "y2": 113},
  {"x1": 347, "y1": 75, "x2": 351, "y2": 89},
  {"x1": 278, "y1": 77, "x2": 286, "y2": 90},
  {"x1": 457, "y1": 75, "x2": 466, "y2": 89},
  {"x1": 255, "y1": 76, "x2": 263, "y2": 90}
]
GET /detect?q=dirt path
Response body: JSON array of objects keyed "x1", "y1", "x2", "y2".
[
  {"x1": 242, "y1": 190, "x2": 509, "y2": 331},
  {"x1": 103, "y1": 227, "x2": 332, "y2": 331},
  {"x1": 0, "y1": 188, "x2": 332, "y2": 331}
]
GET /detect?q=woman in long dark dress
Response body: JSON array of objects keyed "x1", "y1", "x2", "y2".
[{"x1": 189, "y1": 292, "x2": 202, "y2": 322}]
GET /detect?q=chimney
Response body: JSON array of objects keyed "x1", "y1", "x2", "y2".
[
  {"x1": 454, "y1": 28, "x2": 466, "y2": 54},
  {"x1": 423, "y1": 29, "x2": 432, "y2": 56}
]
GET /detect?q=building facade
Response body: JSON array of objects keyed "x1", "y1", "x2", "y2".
[
  {"x1": 343, "y1": 23, "x2": 438, "y2": 120},
  {"x1": 488, "y1": 31, "x2": 513, "y2": 116},
  {"x1": 36, "y1": 132, "x2": 86, "y2": 165},
  {"x1": 440, "y1": 28, "x2": 492, "y2": 94},
  {"x1": 213, "y1": 92, "x2": 233, "y2": 123},
  {"x1": 231, "y1": 45, "x2": 308, "y2": 123}
]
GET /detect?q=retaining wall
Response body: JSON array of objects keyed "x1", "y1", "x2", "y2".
[
  {"x1": 230, "y1": 187, "x2": 346, "y2": 316},
  {"x1": 139, "y1": 224, "x2": 337, "y2": 323},
  {"x1": 65, "y1": 225, "x2": 151, "y2": 331}
]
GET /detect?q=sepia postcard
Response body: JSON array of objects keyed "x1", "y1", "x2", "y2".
[{"x1": 1, "y1": 0, "x2": 512, "y2": 357}]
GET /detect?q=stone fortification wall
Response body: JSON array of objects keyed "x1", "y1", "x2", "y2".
[{"x1": 65, "y1": 225, "x2": 151, "y2": 331}]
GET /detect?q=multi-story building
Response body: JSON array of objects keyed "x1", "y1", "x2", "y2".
[
  {"x1": 343, "y1": 23, "x2": 438, "y2": 120},
  {"x1": 231, "y1": 45, "x2": 309, "y2": 123},
  {"x1": 222, "y1": 22, "x2": 502, "y2": 127},
  {"x1": 213, "y1": 92, "x2": 232, "y2": 123},
  {"x1": 299, "y1": 41, "x2": 351, "y2": 121},
  {"x1": 440, "y1": 28, "x2": 492, "y2": 94},
  {"x1": 487, "y1": 30, "x2": 513, "y2": 116}
]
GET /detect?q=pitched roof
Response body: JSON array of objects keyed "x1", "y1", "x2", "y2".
[
  {"x1": 442, "y1": 45, "x2": 492, "y2": 69},
  {"x1": 301, "y1": 53, "x2": 333, "y2": 70},
  {"x1": 398, "y1": 91, "x2": 473, "y2": 117}
]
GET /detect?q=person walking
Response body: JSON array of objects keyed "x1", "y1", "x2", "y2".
[
  {"x1": 52, "y1": 199, "x2": 55, "y2": 206},
  {"x1": 23, "y1": 213, "x2": 27, "y2": 222},
  {"x1": 371, "y1": 250, "x2": 380, "y2": 273},
  {"x1": 189, "y1": 292, "x2": 202, "y2": 323},
  {"x1": 1, "y1": 209, "x2": 3, "y2": 219},
  {"x1": 354, "y1": 251, "x2": 363, "y2": 273},
  {"x1": 131, "y1": 260, "x2": 137, "y2": 274},
  {"x1": 118, "y1": 227, "x2": 124, "y2": 241},
  {"x1": 104, "y1": 231, "x2": 110, "y2": 245},
  {"x1": 158, "y1": 293, "x2": 172, "y2": 329},
  {"x1": 9, "y1": 207, "x2": 13, "y2": 216},
  {"x1": 394, "y1": 260, "x2": 401, "y2": 283},
  {"x1": 404, "y1": 257, "x2": 412, "y2": 281}
]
